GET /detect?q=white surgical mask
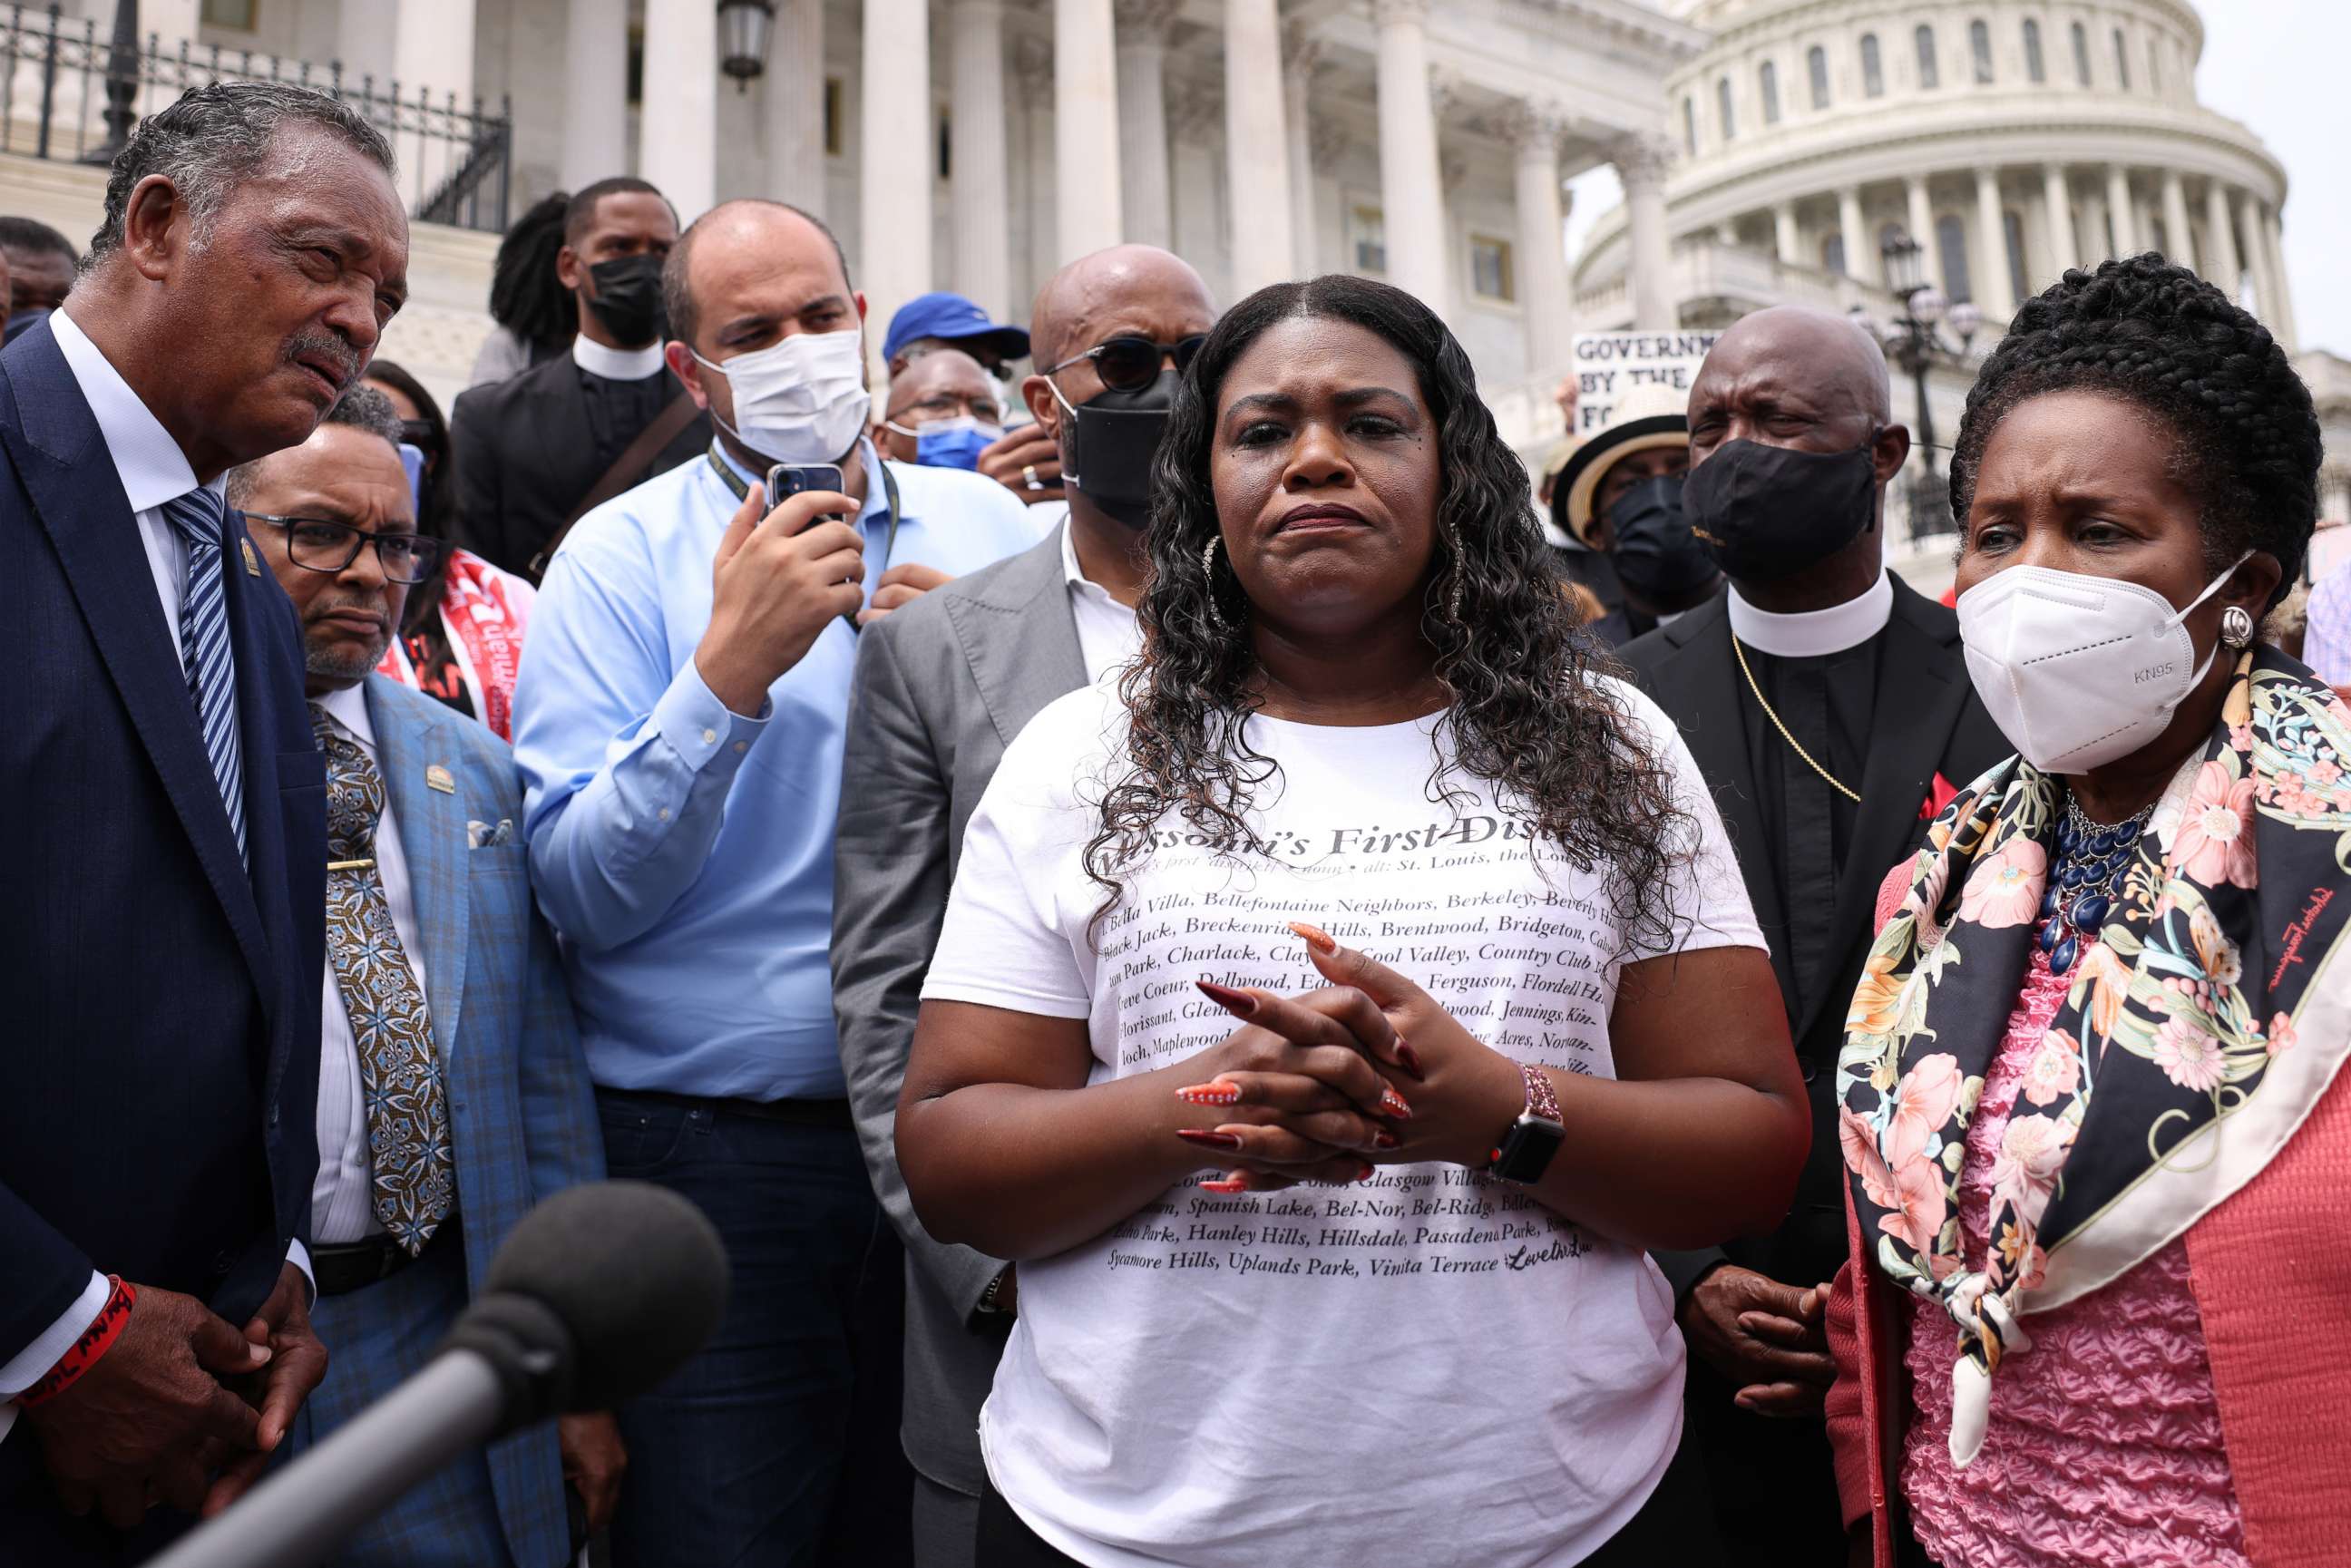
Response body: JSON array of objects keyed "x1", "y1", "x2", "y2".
[
  {"x1": 691, "y1": 328, "x2": 871, "y2": 465},
  {"x1": 1956, "y1": 554, "x2": 2249, "y2": 773}
]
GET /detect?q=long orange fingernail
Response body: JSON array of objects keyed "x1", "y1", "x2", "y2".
[
  {"x1": 1201, "y1": 1175, "x2": 1251, "y2": 1193},
  {"x1": 1378, "y1": 1086, "x2": 1413, "y2": 1120},
  {"x1": 1195, "y1": 979, "x2": 1259, "y2": 1017},
  {"x1": 1176, "y1": 1128, "x2": 1244, "y2": 1151},
  {"x1": 1393, "y1": 1037, "x2": 1426, "y2": 1080},
  {"x1": 1176, "y1": 1081, "x2": 1243, "y2": 1106},
  {"x1": 1372, "y1": 1130, "x2": 1400, "y2": 1151},
  {"x1": 1288, "y1": 921, "x2": 1338, "y2": 956}
]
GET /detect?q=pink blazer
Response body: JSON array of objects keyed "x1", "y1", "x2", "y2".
[{"x1": 1824, "y1": 868, "x2": 2351, "y2": 1567}]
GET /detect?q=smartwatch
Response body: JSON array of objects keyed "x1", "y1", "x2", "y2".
[{"x1": 1487, "y1": 1062, "x2": 1566, "y2": 1184}]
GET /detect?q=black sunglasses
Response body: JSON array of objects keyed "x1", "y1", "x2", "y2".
[
  {"x1": 247, "y1": 514, "x2": 445, "y2": 585},
  {"x1": 1041, "y1": 334, "x2": 1208, "y2": 394}
]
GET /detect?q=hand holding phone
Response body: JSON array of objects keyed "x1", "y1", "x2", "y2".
[
  {"x1": 765, "y1": 463, "x2": 850, "y2": 515},
  {"x1": 695, "y1": 479, "x2": 864, "y2": 715}
]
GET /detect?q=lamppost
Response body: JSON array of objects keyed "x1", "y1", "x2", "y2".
[
  {"x1": 83, "y1": 0, "x2": 140, "y2": 166},
  {"x1": 717, "y1": 0, "x2": 776, "y2": 91},
  {"x1": 1868, "y1": 230, "x2": 1981, "y2": 541}
]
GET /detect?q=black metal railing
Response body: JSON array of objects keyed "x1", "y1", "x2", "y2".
[{"x1": 0, "y1": 3, "x2": 511, "y2": 232}]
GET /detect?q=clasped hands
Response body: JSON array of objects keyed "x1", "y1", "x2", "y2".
[
  {"x1": 23, "y1": 1261, "x2": 327, "y2": 1527},
  {"x1": 1164, "y1": 922, "x2": 1526, "y2": 1193}
]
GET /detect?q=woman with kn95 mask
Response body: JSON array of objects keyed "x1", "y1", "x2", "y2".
[{"x1": 1823, "y1": 255, "x2": 2351, "y2": 1568}]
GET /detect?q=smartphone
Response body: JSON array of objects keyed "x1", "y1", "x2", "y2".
[{"x1": 765, "y1": 463, "x2": 847, "y2": 515}]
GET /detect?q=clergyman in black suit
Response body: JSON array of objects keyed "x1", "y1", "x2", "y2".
[
  {"x1": 449, "y1": 176, "x2": 707, "y2": 576},
  {"x1": 1616, "y1": 306, "x2": 2010, "y2": 1564},
  {"x1": 0, "y1": 82, "x2": 407, "y2": 1560}
]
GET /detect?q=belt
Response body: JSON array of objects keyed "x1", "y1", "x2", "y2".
[
  {"x1": 613, "y1": 1087, "x2": 854, "y2": 1129},
  {"x1": 310, "y1": 1213, "x2": 461, "y2": 1298}
]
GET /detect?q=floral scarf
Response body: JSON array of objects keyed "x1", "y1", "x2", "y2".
[{"x1": 1839, "y1": 652, "x2": 2351, "y2": 1466}]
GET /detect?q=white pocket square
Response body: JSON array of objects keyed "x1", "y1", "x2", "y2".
[{"x1": 467, "y1": 818, "x2": 515, "y2": 849}]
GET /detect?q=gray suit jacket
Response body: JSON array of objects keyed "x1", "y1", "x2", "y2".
[{"x1": 832, "y1": 525, "x2": 1089, "y2": 1495}]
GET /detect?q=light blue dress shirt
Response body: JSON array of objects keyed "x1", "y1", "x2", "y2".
[{"x1": 514, "y1": 439, "x2": 1043, "y2": 1100}]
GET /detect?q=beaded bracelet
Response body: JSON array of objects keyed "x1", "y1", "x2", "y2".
[{"x1": 16, "y1": 1276, "x2": 137, "y2": 1408}]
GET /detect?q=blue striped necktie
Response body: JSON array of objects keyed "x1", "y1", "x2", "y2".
[{"x1": 163, "y1": 487, "x2": 247, "y2": 864}]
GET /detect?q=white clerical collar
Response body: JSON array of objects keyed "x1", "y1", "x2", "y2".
[
  {"x1": 51, "y1": 305, "x2": 207, "y2": 512},
  {"x1": 571, "y1": 335, "x2": 666, "y2": 381},
  {"x1": 1727, "y1": 570, "x2": 1894, "y2": 657}
]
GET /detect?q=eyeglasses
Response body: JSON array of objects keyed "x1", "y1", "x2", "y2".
[
  {"x1": 246, "y1": 514, "x2": 445, "y2": 584},
  {"x1": 883, "y1": 392, "x2": 1006, "y2": 427},
  {"x1": 1040, "y1": 334, "x2": 1207, "y2": 394}
]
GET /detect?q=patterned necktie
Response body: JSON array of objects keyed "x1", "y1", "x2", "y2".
[
  {"x1": 312, "y1": 706, "x2": 455, "y2": 1255},
  {"x1": 163, "y1": 487, "x2": 246, "y2": 863}
]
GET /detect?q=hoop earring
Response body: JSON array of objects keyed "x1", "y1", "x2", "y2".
[
  {"x1": 2220, "y1": 604, "x2": 2256, "y2": 650},
  {"x1": 1202, "y1": 536, "x2": 1229, "y2": 632}
]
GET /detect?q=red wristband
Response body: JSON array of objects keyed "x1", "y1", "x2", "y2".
[{"x1": 16, "y1": 1277, "x2": 137, "y2": 1408}]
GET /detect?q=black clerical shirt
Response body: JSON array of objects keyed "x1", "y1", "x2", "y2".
[
  {"x1": 580, "y1": 363, "x2": 669, "y2": 476},
  {"x1": 1735, "y1": 636, "x2": 1879, "y2": 1017}
]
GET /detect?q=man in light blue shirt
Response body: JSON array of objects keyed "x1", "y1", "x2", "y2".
[{"x1": 511, "y1": 199, "x2": 1037, "y2": 1565}]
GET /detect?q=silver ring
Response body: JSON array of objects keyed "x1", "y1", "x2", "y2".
[{"x1": 1021, "y1": 464, "x2": 1043, "y2": 491}]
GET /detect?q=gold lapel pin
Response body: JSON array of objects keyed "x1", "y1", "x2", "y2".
[
  {"x1": 240, "y1": 538, "x2": 263, "y2": 577},
  {"x1": 425, "y1": 764, "x2": 456, "y2": 794}
]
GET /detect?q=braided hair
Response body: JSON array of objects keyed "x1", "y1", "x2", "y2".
[
  {"x1": 1083, "y1": 276, "x2": 1692, "y2": 957},
  {"x1": 1951, "y1": 253, "x2": 2321, "y2": 600}
]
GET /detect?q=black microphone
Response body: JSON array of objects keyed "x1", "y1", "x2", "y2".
[{"x1": 150, "y1": 1181, "x2": 727, "y2": 1568}]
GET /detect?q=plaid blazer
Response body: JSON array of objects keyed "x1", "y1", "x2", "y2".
[{"x1": 292, "y1": 677, "x2": 604, "y2": 1567}]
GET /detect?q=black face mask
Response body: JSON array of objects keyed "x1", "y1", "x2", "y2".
[
  {"x1": 1055, "y1": 366, "x2": 1177, "y2": 530},
  {"x1": 1604, "y1": 473, "x2": 1715, "y2": 599},
  {"x1": 1684, "y1": 433, "x2": 1879, "y2": 583},
  {"x1": 583, "y1": 254, "x2": 667, "y2": 347}
]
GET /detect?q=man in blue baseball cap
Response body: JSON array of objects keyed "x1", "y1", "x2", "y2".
[{"x1": 882, "y1": 291, "x2": 1030, "y2": 377}]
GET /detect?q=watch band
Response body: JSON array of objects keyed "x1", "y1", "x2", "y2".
[
  {"x1": 1488, "y1": 1062, "x2": 1567, "y2": 1184},
  {"x1": 1517, "y1": 1061, "x2": 1561, "y2": 1124}
]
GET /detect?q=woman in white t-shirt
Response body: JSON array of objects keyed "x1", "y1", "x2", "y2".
[{"x1": 896, "y1": 276, "x2": 1808, "y2": 1568}]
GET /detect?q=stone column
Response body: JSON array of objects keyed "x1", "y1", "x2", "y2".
[
  {"x1": 338, "y1": 3, "x2": 397, "y2": 94},
  {"x1": 396, "y1": 0, "x2": 474, "y2": 199},
  {"x1": 639, "y1": 0, "x2": 717, "y2": 219},
  {"x1": 762, "y1": 0, "x2": 827, "y2": 217},
  {"x1": 1224, "y1": 0, "x2": 1295, "y2": 294},
  {"x1": 1114, "y1": 1, "x2": 1177, "y2": 250},
  {"x1": 860, "y1": 0, "x2": 932, "y2": 348},
  {"x1": 2235, "y1": 190, "x2": 2269, "y2": 317},
  {"x1": 2263, "y1": 205, "x2": 2298, "y2": 352},
  {"x1": 2105, "y1": 165, "x2": 2138, "y2": 255},
  {"x1": 1283, "y1": 24, "x2": 1321, "y2": 276},
  {"x1": 2158, "y1": 169, "x2": 2194, "y2": 271},
  {"x1": 560, "y1": 0, "x2": 629, "y2": 190},
  {"x1": 1773, "y1": 200, "x2": 1800, "y2": 265},
  {"x1": 2246, "y1": 198, "x2": 2297, "y2": 351},
  {"x1": 1974, "y1": 166, "x2": 2013, "y2": 317},
  {"x1": 1906, "y1": 175, "x2": 1943, "y2": 293},
  {"x1": 1056, "y1": 0, "x2": 1124, "y2": 261},
  {"x1": 2042, "y1": 163, "x2": 2077, "y2": 274},
  {"x1": 950, "y1": 0, "x2": 1012, "y2": 318},
  {"x1": 1837, "y1": 183, "x2": 1873, "y2": 283},
  {"x1": 1373, "y1": 0, "x2": 1449, "y2": 311},
  {"x1": 2204, "y1": 180, "x2": 2242, "y2": 299},
  {"x1": 1620, "y1": 137, "x2": 1676, "y2": 326},
  {"x1": 1507, "y1": 102, "x2": 1572, "y2": 378},
  {"x1": 1014, "y1": 39, "x2": 1056, "y2": 303}
]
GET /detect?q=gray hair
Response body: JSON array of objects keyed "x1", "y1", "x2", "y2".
[
  {"x1": 225, "y1": 383, "x2": 405, "y2": 510},
  {"x1": 88, "y1": 82, "x2": 395, "y2": 267}
]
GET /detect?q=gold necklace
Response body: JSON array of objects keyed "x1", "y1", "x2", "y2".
[{"x1": 1731, "y1": 634, "x2": 1862, "y2": 803}]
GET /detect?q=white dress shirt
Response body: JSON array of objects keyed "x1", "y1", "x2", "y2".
[
  {"x1": 1727, "y1": 568, "x2": 1896, "y2": 657},
  {"x1": 1, "y1": 309, "x2": 298, "y2": 1443},
  {"x1": 571, "y1": 334, "x2": 666, "y2": 382},
  {"x1": 308, "y1": 684, "x2": 431, "y2": 1244},
  {"x1": 1050, "y1": 507, "x2": 1143, "y2": 683}
]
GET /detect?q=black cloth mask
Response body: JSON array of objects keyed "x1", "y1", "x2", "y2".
[
  {"x1": 582, "y1": 254, "x2": 667, "y2": 349},
  {"x1": 1684, "y1": 433, "x2": 1879, "y2": 583},
  {"x1": 1057, "y1": 366, "x2": 1177, "y2": 530},
  {"x1": 1604, "y1": 473, "x2": 1715, "y2": 599}
]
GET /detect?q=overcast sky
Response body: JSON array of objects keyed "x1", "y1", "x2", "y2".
[{"x1": 1565, "y1": 0, "x2": 2345, "y2": 356}]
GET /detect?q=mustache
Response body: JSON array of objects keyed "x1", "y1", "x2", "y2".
[
  {"x1": 284, "y1": 331, "x2": 360, "y2": 392},
  {"x1": 306, "y1": 593, "x2": 387, "y2": 628}
]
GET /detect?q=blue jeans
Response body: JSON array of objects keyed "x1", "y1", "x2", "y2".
[{"x1": 598, "y1": 1090, "x2": 912, "y2": 1567}]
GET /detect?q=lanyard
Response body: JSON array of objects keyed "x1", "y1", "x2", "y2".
[{"x1": 704, "y1": 443, "x2": 902, "y2": 631}]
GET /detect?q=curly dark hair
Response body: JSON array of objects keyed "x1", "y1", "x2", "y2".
[
  {"x1": 488, "y1": 190, "x2": 578, "y2": 359},
  {"x1": 1084, "y1": 275, "x2": 1692, "y2": 955},
  {"x1": 1951, "y1": 253, "x2": 2321, "y2": 602}
]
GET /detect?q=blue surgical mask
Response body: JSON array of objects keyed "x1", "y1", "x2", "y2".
[{"x1": 889, "y1": 414, "x2": 1001, "y2": 472}]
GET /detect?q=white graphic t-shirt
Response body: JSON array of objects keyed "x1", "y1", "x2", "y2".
[{"x1": 922, "y1": 675, "x2": 1764, "y2": 1568}]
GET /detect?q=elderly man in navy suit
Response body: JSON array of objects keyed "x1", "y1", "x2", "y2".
[
  {"x1": 0, "y1": 83, "x2": 406, "y2": 1560},
  {"x1": 235, "y1": 385, "x2": 617, "y2": 1567}
]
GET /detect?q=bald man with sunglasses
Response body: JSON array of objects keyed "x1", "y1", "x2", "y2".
[{"x1": 834, "y1": 243, "x2": 1215, "y2": 1568}]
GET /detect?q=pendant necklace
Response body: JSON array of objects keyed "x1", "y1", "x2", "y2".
[{"x1": 2038, "y1": 794, "x2": 2155, "y2": 975}]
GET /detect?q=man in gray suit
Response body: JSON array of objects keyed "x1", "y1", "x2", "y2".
[{"x1": 833, "y1": 244, "x2": 1215, "y2": 1567}]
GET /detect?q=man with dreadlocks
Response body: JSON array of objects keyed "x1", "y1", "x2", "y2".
[{"x1": 1825, "y1": 254, "x2": 2347, "y2": 1568}]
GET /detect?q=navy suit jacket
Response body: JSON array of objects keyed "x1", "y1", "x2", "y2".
[{"x1": 0, "y1": 323, "x2": 325, "y2": 1454}]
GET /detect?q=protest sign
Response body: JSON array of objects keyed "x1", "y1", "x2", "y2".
[{"x1": 1571, "y1": 331, "x2": 1722, "y2": 434}]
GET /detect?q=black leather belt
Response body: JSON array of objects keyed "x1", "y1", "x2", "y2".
[
  {"x1": 311, "y1": 1213, "x2": 460, "y2": 1298},
  {"x1": 619, "y1": 1087, "x2": 854, "y2": 1129}
]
